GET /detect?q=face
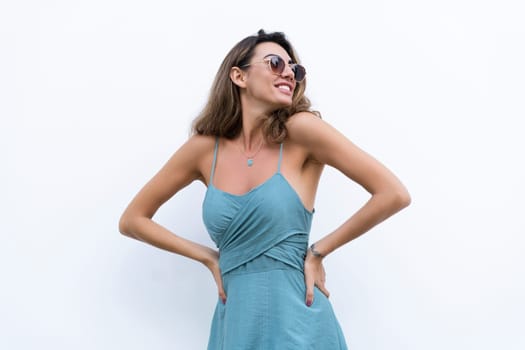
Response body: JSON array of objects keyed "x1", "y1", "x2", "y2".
[{"x1": 238, "y1": 42, "x2": 300, "y2": 110}]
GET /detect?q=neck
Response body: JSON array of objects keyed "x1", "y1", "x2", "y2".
[
  {"x1": 239, "y1": 112, "x2": 267, "y2": 152},
  {"x1": 239, "y1": 127, "x2": 264, "y2": 153},
  {"x1": 238, "y1": 92, "x2": 275, "y2": 150}
]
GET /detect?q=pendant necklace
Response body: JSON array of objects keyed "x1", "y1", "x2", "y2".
[{"x1": 238, "y1": 138, "x2": 264, "y2": 167}]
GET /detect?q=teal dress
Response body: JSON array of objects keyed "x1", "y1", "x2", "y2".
[{"x1": 203, "y1": 140, "x2": 348, "y2": 350}]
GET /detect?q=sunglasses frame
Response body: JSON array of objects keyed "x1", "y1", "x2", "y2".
[{"x1": 240, "y1": 54, "x2": 306, "y2": 82}]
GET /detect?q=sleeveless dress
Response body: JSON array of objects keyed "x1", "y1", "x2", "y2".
[{"x1": 203, "y1": 140, "x2": 348, "y2": 350}]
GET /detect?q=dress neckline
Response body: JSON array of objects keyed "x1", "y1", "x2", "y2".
[
  {"x1": 209, "y1": 172, "x2": 279, "y2": 198},
  {"x1": 206, "y1": 138, "x2": 314, "y2": 214},
  {"x1": 207, "y1": 173, "x2": 314, "y2": 215}
]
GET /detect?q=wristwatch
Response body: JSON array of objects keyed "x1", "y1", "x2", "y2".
[{"x1": 309, "y1": 243, "x2": 324, "y2": 258}]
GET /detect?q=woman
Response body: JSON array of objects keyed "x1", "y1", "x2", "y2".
[{"x1": 119, "y1": 29, "x2": 410, "y2": 349}]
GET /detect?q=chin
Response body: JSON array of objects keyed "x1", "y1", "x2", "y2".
[
  {"x1": 274, "y1": 96, "x2": 293, "y2": 108},
  {"x1": 262, "y1": 94, "x2": 293, "y2": 112}
]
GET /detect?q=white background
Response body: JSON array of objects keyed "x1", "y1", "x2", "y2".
[{"x1": 2, "y1": 1, "x2": 524, "y2": 349}]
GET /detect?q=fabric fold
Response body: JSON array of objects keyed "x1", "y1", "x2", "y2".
[{"x1": 203, "y1": 174, "x2": 313, "y2": 275}]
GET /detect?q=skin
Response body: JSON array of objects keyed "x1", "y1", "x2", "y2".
[{"x1": 119, "y1": 41, "x2": 411, "y2": 308}]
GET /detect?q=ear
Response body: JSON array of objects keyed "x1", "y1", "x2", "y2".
[{"x1": 230, "y1": 66, "x2": 247, "y2": 88}]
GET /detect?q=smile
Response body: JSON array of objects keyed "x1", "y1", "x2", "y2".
[{"x1": 276, "y1": 83, "x2": 292, "y2": 93}]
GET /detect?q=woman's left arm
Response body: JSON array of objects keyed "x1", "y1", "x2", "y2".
[{"x1": 288, "y1": 112, "x2": 411, "y2": 305}]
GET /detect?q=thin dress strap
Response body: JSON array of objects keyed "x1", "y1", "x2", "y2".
[
  {"x1": 277, "y1": 143, "x2": 284, "y2": 173},
  {"x1": 210, "y1": 137, "x2": 219, "y2": 185}
]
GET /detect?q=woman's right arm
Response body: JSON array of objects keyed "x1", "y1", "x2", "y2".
[{"x1": 118, "y1": 135, "x2": 217, "y2": 268}]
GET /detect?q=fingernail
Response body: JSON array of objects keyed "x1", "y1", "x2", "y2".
[
  {"x1": 222, "y1": 298, "x2": 226, "y2": 305},
  {"x1": 306, "y1": 300, "x2": 312, "y2": 307}
]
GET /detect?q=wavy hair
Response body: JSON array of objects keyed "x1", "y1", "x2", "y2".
[{"x1": 191, "y1": 29, "x2": 320, "y2": 143}]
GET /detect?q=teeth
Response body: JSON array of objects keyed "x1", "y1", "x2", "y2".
[{"x1": 277, "y1": 85, "x2": 291, "y2": 92}]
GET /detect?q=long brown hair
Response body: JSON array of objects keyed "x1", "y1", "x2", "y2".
[{"x1": 191, "y1": 29, "x2": 320, "y2": 143}]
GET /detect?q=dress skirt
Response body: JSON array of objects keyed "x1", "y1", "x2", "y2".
[{"x1": 207, "y1": 254, "x2": 348, "y2": 350}]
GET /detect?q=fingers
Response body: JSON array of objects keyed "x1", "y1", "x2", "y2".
[
  {"x1": 317, "y1": 281, "x2": 330, "y2": 298},
  {"x1": 306, "y1": 276, "x2": 331, "y2": 306},
  {"x1": 304, "y1": 268, "x2": 315, "y2": 307},
  {"x1": 318, "y1": 265, "x2": 329, "y2": 297},
  {"x1": 213, "y1": 270, "x2": 227, "y2": 304},
  {"x1": 207, "y1": 259, "x2": 227, "y2": 304},
  {"x1": 218, "y1": 287, "x2": 227, "y2": 305},
  {"x1": 304, "y1": 257, "x2": 331, "y2": 306}
]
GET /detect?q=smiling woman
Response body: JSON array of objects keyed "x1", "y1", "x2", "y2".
[{"x1": 119, "y1": 29, "x2": 410, "y2": 349}]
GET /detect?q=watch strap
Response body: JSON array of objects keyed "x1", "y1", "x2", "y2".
[{"x1": 309, "y1": 243, "x2": 324, "y2": 258}]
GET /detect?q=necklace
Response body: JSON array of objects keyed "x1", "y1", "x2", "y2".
[{"x1": 237, "y1": 138, "x2": 264, "y2": 167}]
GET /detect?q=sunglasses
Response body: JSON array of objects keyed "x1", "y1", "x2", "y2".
[{"x1": 240, "y1": 54, "x2": 306, "y2": 82}]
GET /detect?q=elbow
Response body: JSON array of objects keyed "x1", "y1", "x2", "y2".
[
  {"x1": 377, "y1": 184, "x2": 410, "y2": 213},
  {"x1": 393, "y1": 187, "x2": 411, "y2": 211},
  {"x1": 118, "y1": 213, "x2": 133, "y2": 237},
  {"x1": 118, "y1": 208, "x2": 153, "y2": 239}
]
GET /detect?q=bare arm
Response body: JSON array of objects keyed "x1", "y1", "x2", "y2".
[
  {"x1": 288, "y1": 112, "x2": 411, "y2": 256},
  {"x1": 119, "y1": 135, "x2": 226, "y2": 302},
  {"x1": 118, "y1": 135, "x2": 217, "y2": 266},
  {"x1": 288, "y1": 113, "x2": 411, "y2": 306}
]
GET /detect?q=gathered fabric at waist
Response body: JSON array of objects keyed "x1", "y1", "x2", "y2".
[
  {"x1": 221, "y1": 233, "x2": 307, "y2": 277},
  {"x1": 225, "y1": 254, "x2": 294, "y2": 276}
]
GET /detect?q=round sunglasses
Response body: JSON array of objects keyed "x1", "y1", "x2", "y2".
[{"x1": 240, "y1": 55, "x2": 306, "y2": 82}]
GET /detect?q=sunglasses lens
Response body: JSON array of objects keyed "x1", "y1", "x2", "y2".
[
  {"x1": 269, "y1": 56, "x2": 285, "y2": 74},
  {"x1": 267, "y1": 55, "x2": 306, "y2": 82},
  {"x1": 293, "y1": 64, "x2": 306, "y2": 82}
]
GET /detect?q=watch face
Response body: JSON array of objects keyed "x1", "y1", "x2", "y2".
[{"x1": 310, "y1": 244, "x2": 323, "y2": 257}]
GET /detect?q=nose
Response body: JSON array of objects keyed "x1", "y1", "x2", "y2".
[{"x1": 281, "y1": 64, "x2": 295, "y2": 81}]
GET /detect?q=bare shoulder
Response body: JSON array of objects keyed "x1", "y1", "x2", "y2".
[
  {"x1": 287, "y1": 111, "x2": 343, "y2": 143},
  {"x1": 118, "y1": 134, "x2": 216, "y2": 219},
  {"x1": 173, "y1": 134, "x2": 216, "y2": 163},
  {"x1": 182, "y1": 134, "x2": 216, "y2": 153},
  {"x1": 169, "y1": 134, "x2": 216, "y2": 181},
  {"x1": 287, "y1": 111, "x2": 325, "y2": 138},
  {"x1": 286, "y1": 112, "x2": 348, "y2": 160}
]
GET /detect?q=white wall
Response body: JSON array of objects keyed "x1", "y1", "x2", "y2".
[{"x1": 2, "y1": 1, "x2": 524, "y2": 349}]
